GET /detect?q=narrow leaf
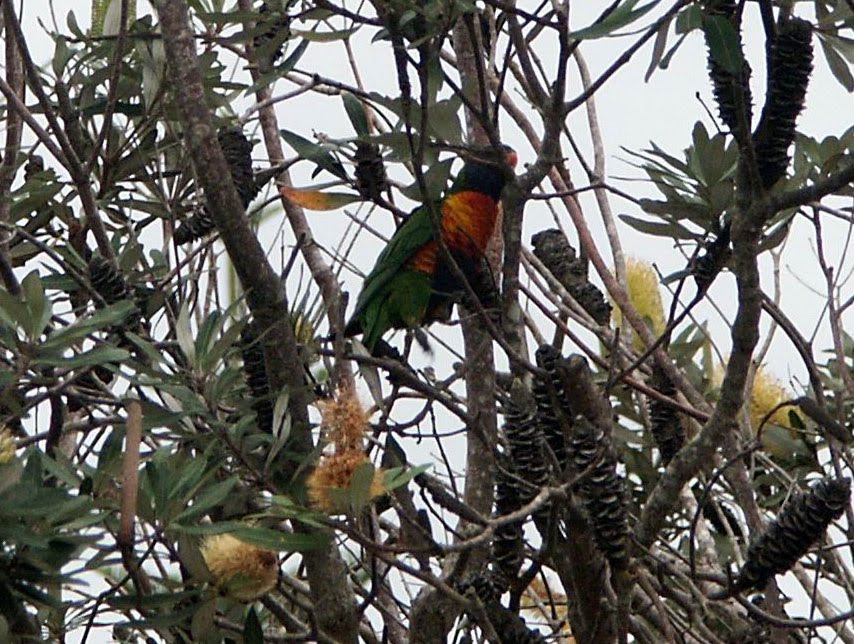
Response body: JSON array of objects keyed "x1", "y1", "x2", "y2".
[
  {"x1": 244, "y1": 607, "x2": 264, "y2": 644},
  {"x1": 645, "y1": 16, "x2": 672, "y2": 82},
  {"x1": 280, "y1": 130, "x2": 348, "y2": 180},
  {"x1": 280, "y1": 185, "x2": 360, "y2": 210},
  {"x1": 342, "y1": 92, "x2": 370, "y2": 137},
  {"x1": 703, "y1": 15, "x2": 743, "y2": 75},
  {"x1": 819, "y1": 37, "x2": 854, "y2": 92},
  {"x1": 570, "y1": 0, "x2": 657, "y2": 41}
]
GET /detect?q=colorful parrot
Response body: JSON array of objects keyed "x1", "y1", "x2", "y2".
[{"x1": 344, "y1": 145, "x2": 517, "y2": 354}]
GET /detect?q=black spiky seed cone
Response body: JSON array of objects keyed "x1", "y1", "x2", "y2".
[
  {"x1": 253, "y1": 1, "x2": 291, "y2": 71},
  {"x1": 174, "y1": 206, "x2": 216, "y2": 245},
  {"x1": 714, "y1": 477, "x2": 850, "y2": 598},
  {"x1": 531, "y1": 229, "x2": 611, "y2": 324},
  {"x1": 175, "y1": 127, "x2": 258, "y2": 245},
  {"x1": 692, "y1": 222, "x2": 731, "y2": 292},
  {"x1": 703, "y1": 0, "x2": 753, "y2": 140},
  {"x1": 569, "y1": 416, "x2": 631, "y2": 570},
  {"x1": 492, "y1": 453, "x2": 525, "y2": 591},
  {"x1": 533, "y1": 345, "x2": 571, "y2": 469},
  {"x1": 531, "y1": 229, "x2": 587, "y2": 288},
  {"x1": 752, "y1": 18, "x2": 813, "y2": 189},
  {"x1": 240, "y1": 321, "x2": 275, "y2": 434},
  {"x1": 88, "y1": 255, "x2": 142, "y2": 328},
  {"x1": 217, "y1": 126, "x2": 258, "y2": 208},
  {"x1": 573, "y1": 282, "x2": 613, "y2": 325},
  {"x1": 647, "y1": 364, "x2": 685, "y2": 466},
  {"x1": 353, "y1": 142, "x2": 387, "y2": 202}
]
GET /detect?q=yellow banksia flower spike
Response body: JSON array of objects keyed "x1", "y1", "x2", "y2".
[
  {"x1": 613, "y1": 258, "x2": 666, "y2": 352},
  {"x1": 201, "y1": 533, "x2": 278, "y2": 602}
]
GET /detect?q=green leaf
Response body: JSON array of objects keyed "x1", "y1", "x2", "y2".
[
  {"x1": 702, "y1": 15, "x2": 743, "y2": 75},
  {"x1": 108, "y1": 590, "x2": 201, "y2": 610},
  {"x1": 39, "y1": 301, "x2": 137, "y2": 350},
  {"x1": 819, "y1": 36, "x2": 854, "y2": 92},
  {"x1": 21, "y1": 273, "x2": 49, "y2": 340},
  {"x1": 291, "y1": 27, "x2": 357, "y2": 42},
  {"x1": 32, "y1": 346, "x2": 130, "y2": 369},
  {"x1": 570, "y1": 0, "x2": 657, "y2": 40},
  {"x1": 342, "y1": 92, "x2": 370, "y2": 137},
  {"x1": 244, "y1": 607, "x2": 264, "y2": 644},
  {"x1": 619, "y1": 214, "x2": 696, "y2": 239},
  {"x1": 0, "y1": 288, "x2": 31, "y2": 334},
  {"x1": 347, "y1": 462, "x2": 376, "y2": 513},
  {"x1": 280, "y1": 130, "x2": 348, "y2": 180},
  {"x1": 645, "y1": 16, "x2": 672, "y2": 82},
  {"x1": 228, "y1": 525, "x2": 331, "y2": 552},
  {"x1": 173, "y1": 477, "x2": 238, "y2": 523},
  {"x1": 177, "y1": 302, "x2": 195, "y2": 366}
]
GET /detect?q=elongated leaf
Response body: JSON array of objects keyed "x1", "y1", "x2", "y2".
[
  {"x1": 245, "y1": 607, "x2": 264, "y2": 644},
  {"x1": 173, "y1": 477, "x2": 238, "y2": 523},
  {"x1": 21, "y1": 272, "x2": 50, "y2": 340},
  {"x1": 280, "y1": 185, "x2": 360, "y2": 210},
  {"x1": 176, "y1": 302, "x2": 195, "y2": 366},
  {"x1": 819, "y1": 37, "x2": 854, "y2": 92},
  {"x1": 703, "y1": 15, "x2": 743, "y2": 75},
  {"x1": 230, "y1": 525, "x2": 330, "y2": 551},
  {"x1": 570, "y1": 0, "x2": 657, "y2": 40},
  {"x1": 619, "y1": 214, "x2": 696, "y2": 239},
  {"x1": 342, "y1": 92, "x2": 370, "y2": 137},
  {"x1": 290, "y1": 27, "x2": 357, "y2": 42},
  {"x1": 33, "y1": 346, "x2": 130, "y2": 369},
  {"x1": 280, "y1": 130, "x2": 348, "y2": 180},
  {"x1": 645, "y1": 16, "x2": 672, "y2": 82}
]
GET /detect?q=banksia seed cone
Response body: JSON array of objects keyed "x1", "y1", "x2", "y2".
[
  {"x1": 692, "y1": 223, "x2": 731, "y2": 292},
  {"x1": 531, "y1": 229, "x2": 587, "y2": 288},
  {"x1": 703, "y1": 0, "x2": 753, "y2": 139},
  {"x1": 503, "y1": 387, "x2": 549, "y2": 500},
  {"x1": 715, "y1": 477, "x2": 850, "y2": 598},
  {"x1": 88, "y1": 256, "x2": 141, "y2": 327},
  {"x1": 492, "y1": 453, "x2": 525, "y2": 591},
  {"x1": 88, "y1": 256, "x2": 132, "y2": 305},
  {"x1": 647, "y1": 364, "x2": 684, "y2": 466},
  {"x1": 533, "y1": 345, "x2": 571, "y2": 470},
  {"x1": 175, "y1": 127, "x2": 257, "y2": 245},
  {"x1": 354, "y1": 142, "x2": 387, "y2": 201},
  {"x1": 240, "y1": 321, "x2": 275, "y2": 434},
  {"x1": 531, "y1": 229, "x2": 611, "y2": 325},
  {"x1": 569, "y1": 416, "x2": 631, "y2": 570},
  {"x1": 217, "y1": 126, "x2": 258, "y2": 208},
  {"x1": 502, "y1": 386, "x2": 550, "y2": 533},
  {"x1": 753, "y1": 18, "x2": 813, "y2": 188},
  {"x1": 173, "y1": 206, "x2": 216, "y2": 245},
  {"x1": 253, "y1": 1, "x2": 291, "y2": 71},
  {"x1": 201, "y1": 533, "x2": 278, "y2": 601}
]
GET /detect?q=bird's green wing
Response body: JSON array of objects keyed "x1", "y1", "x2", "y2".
[
  {"x1": 360, "y1": 269, "x2": 433, "y2": 351},
  {"x1": 350, "y1": 205, "x2": 437, "y2": 322}
]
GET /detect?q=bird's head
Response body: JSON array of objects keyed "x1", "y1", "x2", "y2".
[{"x1": 450, "y1": 143, "x2": 517, "y2": 200}]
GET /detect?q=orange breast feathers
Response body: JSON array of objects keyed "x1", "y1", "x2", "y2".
[{"x1": 408, "y1": 191, "x2": 501, "y2": 274}]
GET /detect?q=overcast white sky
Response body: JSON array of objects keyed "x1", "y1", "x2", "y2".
[{"x1": 16, "y1": 1, "x2": 854, "y2": 642}]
